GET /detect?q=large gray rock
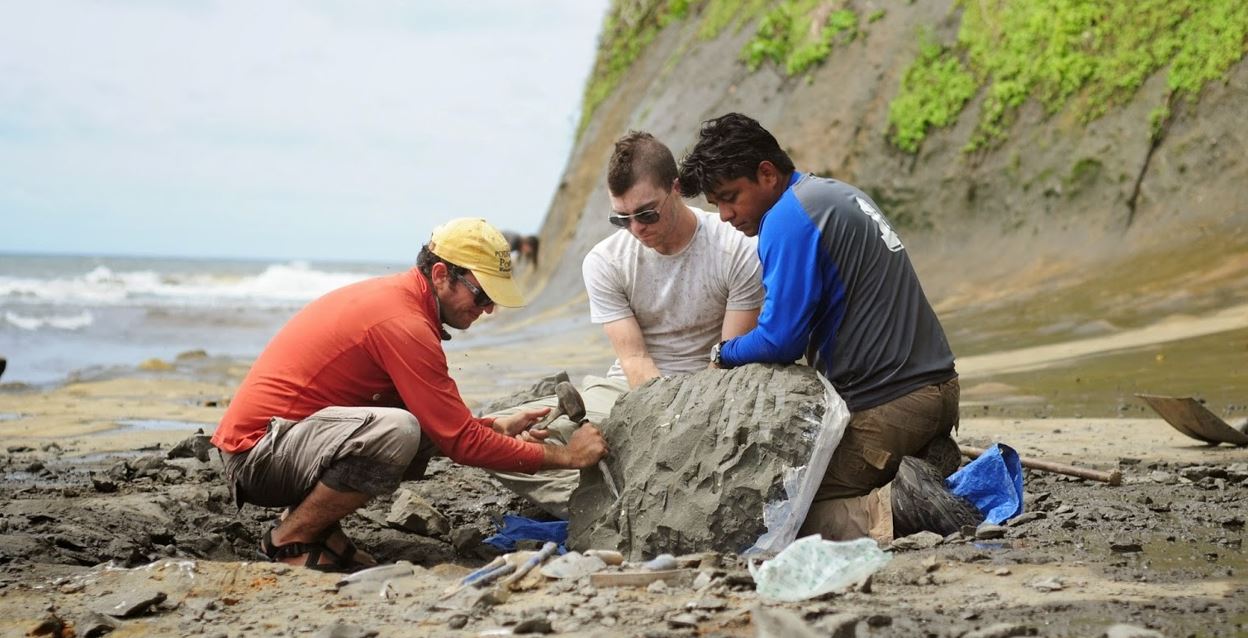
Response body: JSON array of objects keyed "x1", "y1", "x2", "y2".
[{"x1": 568, "y1": 364, "x2": 828, "y2": 559}]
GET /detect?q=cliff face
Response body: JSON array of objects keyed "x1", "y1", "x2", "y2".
[{"x1": 520, "y1": 0, "x2": 1248, "y2": 357}]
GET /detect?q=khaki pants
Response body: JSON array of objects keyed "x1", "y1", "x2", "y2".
[
  {"x1": 800, "y1": 377, "x2": 960, "y2": 542},
  {"x1": 221, "y1": 406, "x2": 438, "y2": 509},
  {"x1": 487, "y1": 375, "x2": 628, "y2": 519}
]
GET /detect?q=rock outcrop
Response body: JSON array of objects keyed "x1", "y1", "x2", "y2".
[{"x1": 568, "y1": 364, "x2": 832, "y2": 559}]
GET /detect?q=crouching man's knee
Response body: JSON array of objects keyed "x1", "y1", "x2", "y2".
[{"x1": 320, "y1": 408, "x2": 422, "y2": 498}]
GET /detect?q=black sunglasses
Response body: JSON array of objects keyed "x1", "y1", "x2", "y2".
[
  {"x1": 608, "y1": 189, "x2": 673, "y2": 228},
  {"x1": 454, "y1": 272, "x2": 494, "y2": 307},
  {"x1": 608, "y1": 208, "x2": 661, "y2": 228}
]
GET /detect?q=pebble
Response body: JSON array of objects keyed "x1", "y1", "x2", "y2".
[
  {"x1": 692, "y1": 570, "x2": 714, "y2": 589},
  {"x1": 815, "y1": 612, "x2": 860, "y2": 638},
  {"x1": 312, "y1": 623, "x2": 378, "y2": 638},
  {"x1": 962, "y1": 622, "x2": 1035, "y2": 638},
  {"x1": 642, "y1": 553, "x2": 678, "y2": 571},
  {"x1": 646, "y1": 580, "x2": 668, "y2": 594},
  {"x1": 890, "y1": 531, "x2": 944, "y2": 550},
  {"x1": 864, "y1": 614, "x2": 892, "y2": 627},
  {"x1": 667, "y1": 612, "x2": 700, "y2": 629},
  {"x1": 448, "y1": 615, "x2": 468, "y2": 630},
  {"x1": 686, "y1": 596, "x2": 727, "y2": 611},
  {"x1": 975, "y1": 524, "x2": 1008, "y2": 540},
  {"x1": 751, "y1": 605, "x2": 821, "y2": 638},
  {"x1": 1029, "y1": 577, "x2": 1064, "y2": 592},
  {"x1": 1110, "y1": 538, "x2": 1143, "y2": 553},
  {"x1": 1007, "y1": 512, "x2": 1046, "y2": 527},
  {"x1": 513, "y1": 617, "x2": 553, "y2": 634},
  {"x1": 1105, "y1": 623, "x2": 1165, "y2": 638},
  {"x1": 90, "y1": 589, "x2": 167, "y2": 618},
  {"x1": 1149, "y1": 471, "x2": 1176, "y2": 485},
  {"x1": 540, "y1": 552, "x2": 607, "y2": 580}
]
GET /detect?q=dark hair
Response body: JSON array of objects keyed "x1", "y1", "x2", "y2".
[
  {"x1": 677, "y1": 113, "x2": 795, "y2": 198},
  {"x1": 417, "y1": 245, "x2": 468, "y2": 279},
  {"x1": 607, "y1": 131, "x2": 678, "y2": 196}
]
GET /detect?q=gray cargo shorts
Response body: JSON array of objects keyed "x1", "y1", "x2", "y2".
[{"x1": 220, "y1": 406, "x2": 436, "y2": 509}]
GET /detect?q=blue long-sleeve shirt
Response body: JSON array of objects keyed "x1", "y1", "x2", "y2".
[{"x1": 720, "y1": 172, "x2": 955, "y2": 411}]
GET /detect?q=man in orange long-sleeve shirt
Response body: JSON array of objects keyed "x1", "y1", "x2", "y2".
[{"x1": 211, "y1": 218, "x2": 608, "y2": 571}]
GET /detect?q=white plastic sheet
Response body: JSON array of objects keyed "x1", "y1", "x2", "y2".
[
  {"x1": 745, "y1": 372, "x2": 850, "y2": 555},
  {"x1": 749, "y1": 535, "x2": 891, "y2": 602}
]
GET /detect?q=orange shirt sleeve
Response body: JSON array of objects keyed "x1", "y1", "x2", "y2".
[{"x1": 364, "y1": 316, "x2": 545, "y2": 473}]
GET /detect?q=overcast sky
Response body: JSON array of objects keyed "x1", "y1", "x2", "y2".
[{"x1": 0, "y1": 1, "x2": 608, "y2": 262}]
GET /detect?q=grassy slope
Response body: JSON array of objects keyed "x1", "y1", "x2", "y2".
[{"x1": 580, "y1": 0, "x2": 1248, "y2": 152}]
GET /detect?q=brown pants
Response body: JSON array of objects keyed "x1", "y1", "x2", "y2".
[{"x1": 800, "y1": 377, "x2": 959, "y2": 541}]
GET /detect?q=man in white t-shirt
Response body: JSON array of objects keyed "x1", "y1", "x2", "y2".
[{"x1": 489, "y1": 131, "x2": 764, "y2": 518}]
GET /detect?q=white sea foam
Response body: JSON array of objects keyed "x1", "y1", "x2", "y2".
[
  {"x1": 4, "y1": 310, "x2": 94, "y2": 331},
  {"x1": 0, "y1": 262, "x2": 372, "y2": 309}
]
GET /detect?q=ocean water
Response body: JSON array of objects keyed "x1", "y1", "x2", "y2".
[{"x1": 0, "y1": 253, "x2": 408, "y2": 384}]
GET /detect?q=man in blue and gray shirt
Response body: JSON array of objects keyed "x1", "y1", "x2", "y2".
[{"x1": 679, "y1": 112, "x2": 959, "y2": 541}]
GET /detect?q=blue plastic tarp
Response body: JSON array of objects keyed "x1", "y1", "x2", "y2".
[
  {"x1": 483, "y1": 514, "x2": 568, "y2": 552},
  {"x1": 946, "y1": 443, "x2": 1025, "y2": 524}
]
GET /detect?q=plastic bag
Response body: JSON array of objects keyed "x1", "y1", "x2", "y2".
[
  {"x1": 945, "y1": 443, "x2": 1025, "y2": 524},
  {"x1": 749, "y1": 535, "x2": 891, "y2": 602},
  {"x1": 746, "y1": 372, "x2": 850, "y2": 554}
]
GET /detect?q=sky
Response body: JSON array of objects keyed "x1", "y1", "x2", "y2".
[{"x1": 0, "y1": 1, "x2": 608, "y2": 262}]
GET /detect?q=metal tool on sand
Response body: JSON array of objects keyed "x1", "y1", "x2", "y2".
[{"x1": 959, "y1": 445, "x2": 1122, "y2": 486}]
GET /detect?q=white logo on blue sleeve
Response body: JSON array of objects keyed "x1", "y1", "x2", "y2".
[{"x1": 855, "y1": 196, "x2": 904, "y2": 253}]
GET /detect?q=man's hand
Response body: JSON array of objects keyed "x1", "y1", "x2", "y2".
[
  {"x1": 541, "y1": 422, "x2": 607, "y2": 469},
  {"x1": 491, "y1": 407, "x2": 552, "y2": 437}
]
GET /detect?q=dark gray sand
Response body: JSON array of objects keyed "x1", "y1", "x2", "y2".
[{"x1": 1, "y1": 423, "x2": 1245, "y2": 636}]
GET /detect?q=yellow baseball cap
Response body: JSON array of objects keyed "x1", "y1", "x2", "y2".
[{"x1": 428, "y1": 218, "x2": 526, "y2": 308}]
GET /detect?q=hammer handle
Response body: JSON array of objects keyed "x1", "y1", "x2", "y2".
[{"x1": 959, "y1": 445, "x2": 1122, "y2": 486}]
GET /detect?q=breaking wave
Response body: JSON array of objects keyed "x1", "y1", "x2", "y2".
[
  {"x1": 4, "y1": 310, "x2": 94, "y2": 331},
  {"x1": 0, "y1": 261, "x2": 372, "y2": 309}
]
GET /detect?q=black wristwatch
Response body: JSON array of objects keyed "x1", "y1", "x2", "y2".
[{"x1": 710, "y1": 340, "x2": 727, "y2": 368}]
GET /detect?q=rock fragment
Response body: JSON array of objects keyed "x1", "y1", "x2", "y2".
[
  {"x1": 815, "y1": 613, "x2": 860, "y2": 638},
  {"x1": 963, "y1": 623, "x2": 1036, "y2": 638},
  {"x1": 890, "y1": 531, "x2": 945, "y2": 551},
  {"x1": 540, "y1": 552, "x2": 607, "y2": 580},
  {"x1": 75, "y1": 611, "x2": 120, "y2": 637},
  {"x1": 1105, "y1": 624, "x2": 1165, "y2": 638},
  {"x1": 90, "y1": 589, "x2": 167, "y2": 618},
  {"x1": 386, "y1": 489, "x2": 450, "y2": 537},
  {"x1": 751, "y1": 605, "x2": 821, "y2": 638},
  {"x1": 312, "y1": 623, "x2": 379, "y2": 638},
  {"x1": 167, "y1": 431, "x2": 213, "y2": 463},
  {"x1": 568, "y1": 364, "x2": 831, "y2": 559},
  {"x1": 513, "y1": 616, "x2": 553, "y2": 634},
  {"x1": 975, "y1": 524, "x2": 1008, "y2": 540}
]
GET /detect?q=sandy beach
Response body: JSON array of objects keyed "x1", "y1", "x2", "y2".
[{"x1": 1, "y1": 301, "x2": 1245, "y2": 637}]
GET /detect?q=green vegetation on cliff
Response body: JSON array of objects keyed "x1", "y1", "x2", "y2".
[
  {"x1": 581, "y1": 1, "x2": 1247, "y2": 150},
  {"x1": 887, "y1": 34, "x2": 977, "y2": 153},
  {"x1": 889, "y1": 0, "x2": 1248, "y2": 152},
  {"x1": 742, "y1": 1, "x2": 857, "y2": 75},
  {"x1": 577, "y1": 0, "x2": 857, "y2": 136}
]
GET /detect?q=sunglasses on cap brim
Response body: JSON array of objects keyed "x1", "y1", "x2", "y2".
[{"x1": 608, "y1": 208, "x2": 661, "y2": 228}]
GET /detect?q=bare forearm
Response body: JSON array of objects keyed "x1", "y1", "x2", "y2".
[{"x1": 620, "y1": 356, "x2": 661, "y2": 389}]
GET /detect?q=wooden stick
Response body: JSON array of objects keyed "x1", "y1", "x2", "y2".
[{"x1": 960, "y1": 445, "x2": 1122, "y2": 486}]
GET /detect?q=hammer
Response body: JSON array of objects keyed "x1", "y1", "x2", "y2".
[
  {"x1": 533, "y1": 381, "x2": 621, "y2": 500},
  {"x1": 960, "y1": 445, "x2": 1122, "y2": 486},
  {"x1": 531, "y1": 381, "x2": 587, "y2": 431}
]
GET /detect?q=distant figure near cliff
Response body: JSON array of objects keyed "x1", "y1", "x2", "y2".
[{"x1": 501, "y1": 230, "x2": 541, "y2": 268}]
